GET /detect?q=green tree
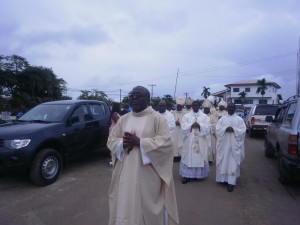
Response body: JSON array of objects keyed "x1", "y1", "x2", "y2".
[
  {"x1": 0, "y1": 55, "x2": 29, "y2": 97},
  {"x1": 238, "y1": 91, "x2": 247, "y2": 106},
  {"x1": 256, "y1": 78, "x2": 272, "y2": 99},
  {"x1": 121, "y1": 96, "x2": 130, "y2": 107},
  {"x1": 162, "y1": 94, "x2": 175, "y2": 109},
  {"x1": 150, "y1": 96, "x2": 161, "y2": 110},
  {"x1": 77, "y1": 89, "x2": 113, "y2": 104},
  {"x1": 0, "y1": 55, "x2": 69, "y2": 111},
  {"x1": 11, "y1": 66, "x2": 68, "y2": 108},
  {"x1": 201, "y1": 86, "x2": 211, "y2": 99}
]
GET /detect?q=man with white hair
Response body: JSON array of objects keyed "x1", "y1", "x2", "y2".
[{"x1": 171, "y1": 96, "x2": 186, "y2": 159}]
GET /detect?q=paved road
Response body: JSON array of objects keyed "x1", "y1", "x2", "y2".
[{"x1": 1, "y1": 135, "x2": 300, "y2": 225}]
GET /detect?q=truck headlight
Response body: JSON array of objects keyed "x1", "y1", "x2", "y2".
[{"x1": 4, "y1": 139, "x2": 31, "y2": 149}]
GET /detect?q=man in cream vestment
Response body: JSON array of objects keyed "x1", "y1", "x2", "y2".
[
  {"x1": 180, "y1": 100, "x2": 211, "y2": 184},
  {"x1": 107, "y1": 86, "x2": 179, "y2": 225},
  {"x1": 203, "y1": 103, "x2": 218, "y2": 163},
  {"x1": 216, "y1": 99, "x2": 228, "y2": 119},
  {"x1": 215, "y1": 103, "x2": 246, "y2": 192},
  {"x1": 171, "y1": 96, "x2": 186, "y2": 158}
]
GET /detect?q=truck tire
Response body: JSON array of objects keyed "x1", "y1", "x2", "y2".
[
  {"x1": 249, "y1": 128, "x2": 254, "y2": 137},
  {"x1": 278, "y1": 152, "x2": 293, "y2": 184},
  {"x1": 30, "y1": 148, "x2": 62, "y2": 186},
  {"x1": 264, "y1": 137, "x2": 274, "y2": 158}
]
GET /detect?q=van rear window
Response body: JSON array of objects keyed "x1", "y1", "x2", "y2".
[{"x1": 254, "y1": 105, "x2": 278, "y2": 115}]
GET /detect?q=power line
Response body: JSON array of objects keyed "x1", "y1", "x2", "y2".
[{"x1": 76, "y1": 51, "x2": 297, "y2": 88}]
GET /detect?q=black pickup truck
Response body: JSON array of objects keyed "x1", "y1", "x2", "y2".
[{"x1": 0, "y1": 100, "x2": 111, "y2": 186}]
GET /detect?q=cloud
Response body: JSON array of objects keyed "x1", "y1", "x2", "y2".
[{"x1": 1, "y1": 0, "x2": 299, "y2": 102}]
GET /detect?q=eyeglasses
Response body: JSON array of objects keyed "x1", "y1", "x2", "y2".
[{"x1": 128, "y1": 93, "x2": 147, "y2": 99}]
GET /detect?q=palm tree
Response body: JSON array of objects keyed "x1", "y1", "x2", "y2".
[
  {"x1": 201, "y1": 86, "x2": 211, "y2": 99},
  {"x1": 238, "y1": 91, "x2": 247, "y2": 106},
  {"x1": 256, "y1": 78, "x2": 272, "y2": 99}
]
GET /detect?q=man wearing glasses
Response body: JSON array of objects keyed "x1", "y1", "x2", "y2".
[{"x1": 107, "y1": 86, "x2": 180, "y2": 225}]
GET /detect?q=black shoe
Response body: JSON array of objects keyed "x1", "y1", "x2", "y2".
[
  {"x1": 182, "y1": 178, "x2": 189, "y2": 184},
  {"x1": 173, "y1": 156, "x2": 181, "y2": 162},
  {"x1": 227, "y1": 184, "x2": 234, "y2": 192}
]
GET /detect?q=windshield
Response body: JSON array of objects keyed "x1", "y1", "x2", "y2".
[
  {"x1": 19, "y1": 104, "x2": 72, "y2": 122},
  {"x1": 254, "y1": 105, "x2": 278, "y2": 115}
]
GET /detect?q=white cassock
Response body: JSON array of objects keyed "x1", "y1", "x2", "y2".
[
  {"x1": 206, "y1": 113, "x2": 218, "y2": 162},
  {"x1": 160, "y1": 110, "x2": 176, "y2": 138},
  {"x1": 171, "y1": 110, "x2": 185, "y2": 157},
  {"x1": 180, "y1": 111, "x2": 211, "y2": 178},
  {"x1": 215, "y1": 114, "x2": 246, "y2": 185}
]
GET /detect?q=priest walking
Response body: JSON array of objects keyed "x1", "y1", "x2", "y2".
[
  {"x1": 107, "y1": 86, "x2": 179, "y2": 225},
  {"x1": 180, "y1": 100, "x2": 211, "y2": 184},
  {"x1": 215, "y1": 103, "x2": 246, "y2": 192}
]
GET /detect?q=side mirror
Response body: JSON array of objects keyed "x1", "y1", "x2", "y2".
[{"x1": 265, "y1": 116, "x2": 273, "y2": 123}]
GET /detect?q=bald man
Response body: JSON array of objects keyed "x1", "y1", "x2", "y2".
[{"x1": 107, "y1": 86, "x2": 179, "y2": 225}]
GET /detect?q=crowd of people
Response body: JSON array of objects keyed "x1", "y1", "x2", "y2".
[{"x1": 107, "y1": 85, "x2": 246, "y2": 225}]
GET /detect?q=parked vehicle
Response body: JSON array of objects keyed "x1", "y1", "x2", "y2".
[
  {"x1": 235, "y1": 109, "x2": 245, "y2": 119},
  {"x1": 0, "y1": 100, "x2": 111, "y2": 186},
  {"x1": 265, "y1": 95, "x2": 300, "y2": 184},
  {"x1": 246, "y1": 104, "x2": 279, "y2": 137}
]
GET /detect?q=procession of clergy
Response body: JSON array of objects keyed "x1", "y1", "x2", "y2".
[{"x1": 158, "y1": 95, "x2": 246, "y2": 192}]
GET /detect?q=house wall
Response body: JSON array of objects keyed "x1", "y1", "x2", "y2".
[{"x1": 226, "y1": 84, "x2": 279, "y2": 108}]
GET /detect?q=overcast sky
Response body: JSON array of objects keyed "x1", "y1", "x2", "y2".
[{"x1": 1, "y1": 0, "x2": 299, "y2": 101}]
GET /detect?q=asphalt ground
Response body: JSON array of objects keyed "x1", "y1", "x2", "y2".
[{"x1": 1, "y1": 135, "x2": 300, "y2": 225}]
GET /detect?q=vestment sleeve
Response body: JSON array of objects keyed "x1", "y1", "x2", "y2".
[
  {"x1": 181, "y1": 114, "x2": 193, "y2": 135},
  {"x1": 216, "y1": 117, "x2": 227, "y2": 137}
]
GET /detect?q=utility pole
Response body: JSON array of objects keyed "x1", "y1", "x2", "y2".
[
  {"x1": 119, "y1": 89, "x2": 122, "y2": 102},
  {"x1": 297, "y1": 37, "x2": 300, "y2": 95},
  {"x1": 148, "y1": 84, "x2": 156, "y2": 98},
  {"x1": 173, "y1": 68, "x2": 179, "y2": 100},
  {"x1": 184, "y1": 92, "x2": 189, "y2": 105}
]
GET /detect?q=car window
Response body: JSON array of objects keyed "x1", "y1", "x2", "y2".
[
  {"x1": 275, "y1": 106, "x2": 287, "y2": 123},
  {"x1": 254, "y1": 105, "x2": 278, "y2": 115},
  {"x1": 90, "y1": 104, "x2": 106, "y2": 119},
  {"x1": 284, "y1": 102, "x2": 297, "y2": 126},
  {"x1": 71, "y1": 105, "x2": 88, "y2": 123}
]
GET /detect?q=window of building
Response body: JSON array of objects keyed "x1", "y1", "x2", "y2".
[
  {"x1": 258, "y1": 99, "x2": 268, "y2": 104},
  {"x1": 233, "y1": 88, "x2": 239, "y2": 92},
  {"x1": 246, "y1": 99, "x2": 253, "y2": 104},
  {"x1": 245, "y1": 87, "x2": 250, "y2": 92}
]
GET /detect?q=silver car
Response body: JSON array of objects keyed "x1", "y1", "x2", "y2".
[{"x1": 265, "y1": 95, "x2": 300, "y2": 184}]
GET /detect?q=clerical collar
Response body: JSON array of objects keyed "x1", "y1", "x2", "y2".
[{"x1": 192, "y1": 111, "x2": 200, "y2": 117}]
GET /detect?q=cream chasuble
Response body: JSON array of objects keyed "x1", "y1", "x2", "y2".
[{"x1": 107, "y1": 106, "x2": 179, "y2": 225}]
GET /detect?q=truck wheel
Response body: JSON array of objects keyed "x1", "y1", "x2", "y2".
[
  {"x1": 264, "y1": 137, "x2": 274, "y2": 158},
  {"x1": 249, "y1": 128, "x2": 254, "y2": 137},
  {"x1": 30, "y1": 148, "x2": 62, "y2": 186},
  {"x1": 278, "y1": 152, "x2": 293, "y2": 184}
]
